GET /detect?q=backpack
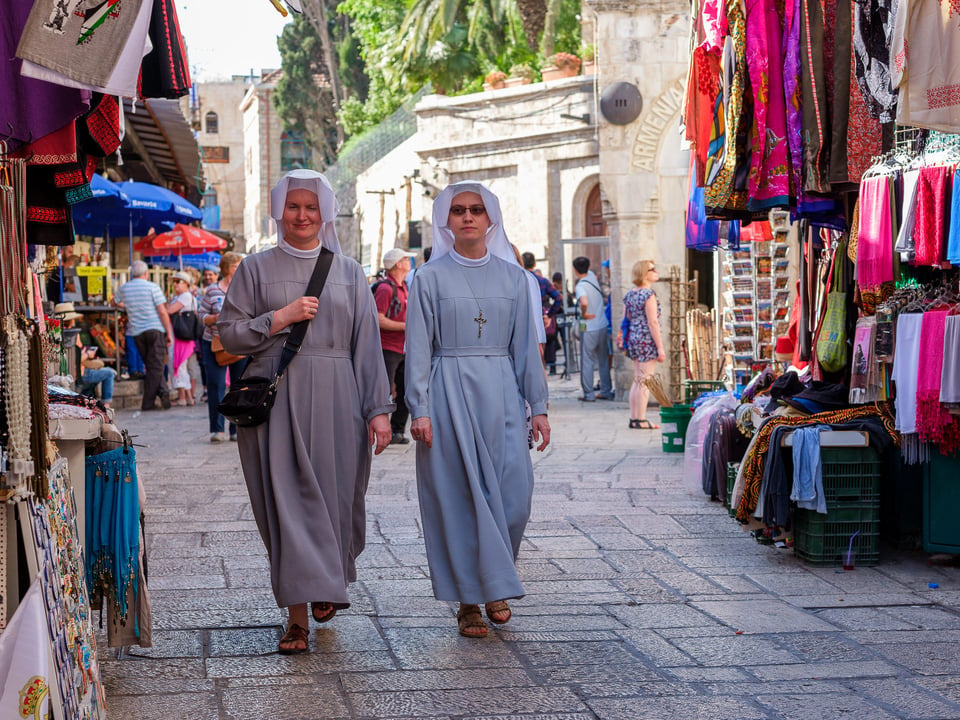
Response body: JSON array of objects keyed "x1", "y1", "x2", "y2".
[{"x1": 371, "y1": 278, "x2": 402, "y2": 319}]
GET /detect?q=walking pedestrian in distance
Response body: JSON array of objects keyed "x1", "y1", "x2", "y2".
[
  {"x1": 622, "y1": 259, "x2": 665, "y2": 428},
  {"x1": 198, "y1": 252, "x2": 247, "y2": 441},
  {"x1": 217, "y1": 169, "x2": 393, "y2": 655},
  {"x1": 573, "y1": 256, "x2": 614, "y2": 401},
  {"x1": 405, "y1": 180, "x2": 550, "y2": 639},
  {"x1": 375, "y1": 246, "x2": 417, "y2": 445}
]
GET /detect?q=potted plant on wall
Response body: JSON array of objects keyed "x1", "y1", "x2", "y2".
[
  {"x1": 580, "y1": 44, "x2": 596, "y2": 75},
  {"x1": 541, "y1": 52, "x2": 581, "y2": 82},
  {"x1": 483, "y1": 70, "x2": 507, "y2": 91},
  {"x1": 505, "y1": 64, "x2": 535, "y2": 87}
]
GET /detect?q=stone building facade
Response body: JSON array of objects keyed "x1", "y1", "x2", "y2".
[
  {"x1": 241, "y1": 70, "x2": 284, "y2": 254},
  {"x1": 189, "y1": 78, "x2": 252, "y2": 243},
  {"x1": 352, "y1": 0, "x2": 693, "y2": 394}
]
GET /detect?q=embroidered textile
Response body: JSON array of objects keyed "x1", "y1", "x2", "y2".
[
  {"x1": 947, "y1": 168, "x2": 960, "y2": 264},
  {"x1": 139, "y1": 0, "x2": 192, "y2": 99},
  {"x1": 852, "y1": 0, "x2": 899, "y2": 121}
]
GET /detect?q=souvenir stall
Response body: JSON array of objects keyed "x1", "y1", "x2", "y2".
[
  {"x1": 682, "y1": 0, "x2": 960, "y2": 565},
  {"x1": 0, "y1": 0, "x2": 191, "y2": 715}
]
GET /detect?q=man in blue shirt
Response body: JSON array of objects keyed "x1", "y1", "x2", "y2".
[
  {"x1": 114, "y1": 260, "x2": 174, "y2": 410},
  {"x1": 573, "y1": 256, "x2": 613, "y2": 401}
]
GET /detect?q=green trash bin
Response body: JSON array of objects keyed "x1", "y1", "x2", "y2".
[{"x1": 660, "y1": 404, "x2": 692, "y2": 453}]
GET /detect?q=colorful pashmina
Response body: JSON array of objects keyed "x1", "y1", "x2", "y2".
[
  {"x1": 948, "y1": 169, "x2": 960, "y2": 265},
  {"x1": 915, "y1": 309, "x2": 960, "y2": 452},
  {"x1": 745, "y1": 0, "x2": 790, "y2": 209},
  {"x1": 940, "y1": 315, "x2": 960, "y2": 404},
  {"x1": 913, "y1": 165, "x2": 953, "y2": 266},
  {"x1": 783, "y1": 0, "x2": 803, "y2": 199},
  {"x1": 892, "y1": 312, "x2": 923, "y2": 433},
  {"x1": 856, "y1": 175, "x2": 895, "y2": 312}
]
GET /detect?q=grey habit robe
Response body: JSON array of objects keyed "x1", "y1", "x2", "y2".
[
  {"x1": 218, "y1": 248, "x2": 393, "y2": 608},
  {"x1": 404, "y1": 250, "x2": 549, "y2": 603}
]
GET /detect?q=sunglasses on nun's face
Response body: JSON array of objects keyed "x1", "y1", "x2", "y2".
[{"x1": 449, "y1": 205, "x2": 487, "y2": 217}]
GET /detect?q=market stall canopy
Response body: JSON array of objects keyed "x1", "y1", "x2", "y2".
[
  {"x1": 149, "y1": 251, "x2": 222, "y2": 270},
  {"x1": 71, "y1": 180, "x2": 201, "y2": 238},
  {"x1": 134, "y1": 224, "x2": 226, "y2": 256}
]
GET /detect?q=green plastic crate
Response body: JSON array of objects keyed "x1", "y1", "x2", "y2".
[
  {"x1": 684, "y1": 380, "x2": 727, "y2": 404},
  {"x1": 793, "y1": 502, "x2": 880, "y2": 566},
  {"x1": 818, "y1": 446, "x2": 882, "y2": 505},
  {"x1": 660, "y1": 405, "x2": 692, "y2": 453}
]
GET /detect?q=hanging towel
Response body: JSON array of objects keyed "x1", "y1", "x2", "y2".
[
  {"x1": 946, "y1": 169, "x2": 960, "y2": 265},
  {"x1": 940, "y1": 315, "x2": 960, "y2": 404},
  {"x1": 791, "y1": 426, "x2": 827, "y2": 514},
  {"x1": 913, "y1": 165, "x2": 953, "y2": 266}
]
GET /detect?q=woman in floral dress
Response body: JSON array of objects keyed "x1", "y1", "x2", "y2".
[{"x1": 623, "y1": 260, "x2": 665, "y2": 428}]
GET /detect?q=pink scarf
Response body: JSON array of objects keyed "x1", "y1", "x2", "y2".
[
  {"x1": 915, "y1": 309, "x2": 960, "y2": 451},
  {"x1": 856, "y1": 175, "x2": 893, "y2": 293},
  {"x1": 913, "y1": 165, "x2": 953, "y2": 267},
  {"x1": 172, "y1": 338, "x2": 194, "y2": 374}
]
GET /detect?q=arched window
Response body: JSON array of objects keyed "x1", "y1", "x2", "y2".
[{"x1": 205, "y1": 111, "x2": 219, "y2": 134}]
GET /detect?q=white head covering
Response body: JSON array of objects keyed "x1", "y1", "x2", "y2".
[
  {"x1": 429, "y1": 181, "x2": 514, "y2": 265},
  {"x1": 270, "y1": 169, "x2": 342, "y2": 257},
  {"x1": 430, "y1": 180, "x2": 545, "y2": 342}
]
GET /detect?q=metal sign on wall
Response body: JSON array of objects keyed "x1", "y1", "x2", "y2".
[
  {"x1": 201, "y1": 146, "x2": 230, "y2": 163},
  {"x1": 600, "y1": 82, "x2": 643, "y2": 125}
]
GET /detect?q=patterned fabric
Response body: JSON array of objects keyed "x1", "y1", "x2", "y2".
[
  {"x1": 623, "y1": 288, "x2": 661, "y2": 362},
  {"x1": 735, "y1": 404, "x2": 896, "y2": 521},
  {"x1": 139, "y1": 0, "x2": 192, "y2": 99},
  {"x1": 705, "y1": 0, "x2": 750, "y2": 214},
  {"x1": 913, "y1": 165, "x2": 953, "y2": 266},
  {"x1": 852, "y1": 0, "x2": 899, "y2": 121},
  {"x1": 783, "y1": 0, "x2": 804, "y2": 199},
  {"x1": 685, "y1": 45, "x2": 723, "y2": 187},
  {"x1": 800, "y1": 0, "x2": 832, "y2": 193},
  {"x1": 744, "y1": 0, "x2": 791, "y2": 209}
]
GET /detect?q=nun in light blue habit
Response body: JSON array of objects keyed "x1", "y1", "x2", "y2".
[{"x1": 404, "y1": 180, "x2": 550, "y2": 638}]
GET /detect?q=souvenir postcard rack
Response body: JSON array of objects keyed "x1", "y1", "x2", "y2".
[{"x1": 721, "y1": 231, "x2": 792, "y2": 389}]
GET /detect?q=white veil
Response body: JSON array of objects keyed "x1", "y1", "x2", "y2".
[{"x1": 269, "y1": 169, "x2": 343, "y2": 256}]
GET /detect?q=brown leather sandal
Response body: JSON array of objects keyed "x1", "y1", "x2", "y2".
[
  {"x1": 484, "y1": 599, "x2": 511, "y2": 624},
  {"x1": 456, "y1": 604, "x2": 488, "y2": 638},
  {"x1": 311, "y1": 602, "x2": 337, "y2": 624},
  {"x1": 278, "y1": 623, "x2": 309, "y2": 655}
]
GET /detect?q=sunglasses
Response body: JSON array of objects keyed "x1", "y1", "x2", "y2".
[{"x1": 450, "y1": 205, "x2": 487, "y2": 216}]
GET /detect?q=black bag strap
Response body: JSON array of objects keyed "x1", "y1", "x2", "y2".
[{"x1": 274, "y1": 248, "x2": 335, "y2": 382}]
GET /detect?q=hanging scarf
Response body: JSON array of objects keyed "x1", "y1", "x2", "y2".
[
  {"x1": 856, "y1": 174, "x2": 894, "y2": 312},
  {"x1": 940, "y1": 314, "x2": 960, "y2": 405},
  {"x1": 892, "y1": 312, "x2": 923, "y2": 433},
  {"x1": 946, "y1": 168, "x2": 960, "y2": 265},
  {"x1": 915, "y1": 309, "x2": 960, "y2": 453},
  {"x1": 913, "y1": 165, "x2": 953, "y2": 266},
  {"x1": 139, "y1": 0, "x2": 192, "y2": 99},
  {"x1": 86, "y1": 446, "x2": 140, "y2": 622}
]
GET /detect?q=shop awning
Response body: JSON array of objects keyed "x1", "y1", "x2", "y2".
[{"x1": 116, "y1": 98, "x2": 204, "y2": 204}]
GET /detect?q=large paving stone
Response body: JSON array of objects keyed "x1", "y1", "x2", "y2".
[
  {"x1": 382, "y1": 626, "x2": 522, "y2": 670},
  {"x1": 339, "y1": 668, "x2": 539, "y2": 692},
  {"x1": 221, "y1": 683, "x2": 350, "y2": 719},
  {"x1": 845, "y1": 678, "x2": 960, "y2": 719},
  {"x1": 669, "y1": 634, "x2": 799, "y2": 667},
  {"x1": 347, "y1": 685, "x2": 587, "y2": 717},
  {"x1": 585, "y1": 695, "x2": 772, "y2": 720},
  {"x1": 103, "y1": 691, "x2": 220, "y2": 720},
  {"x1": 755, "y1": 692, "x2": 899, "y2": 719},
  {"x1": 748, "y1": 659, "x2": 900, "y2": 681},
  {"x1": 691, "y1": 598, "x2": 839, "y2": 633}
]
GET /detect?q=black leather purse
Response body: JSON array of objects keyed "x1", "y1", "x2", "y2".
[{"x1": 218, "y1": 249, "x2": 334, "y2": 428}]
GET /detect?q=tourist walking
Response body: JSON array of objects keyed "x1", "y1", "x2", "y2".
[
  {"x1": 573, "y1": 256, "x2": 613, "y2": 401},
  {"x1": 375, "y1": 246, "x2": 417, "y2": 445},
  {"x1": 623, "y1": 259, "x2": 665, "y2": 428}
]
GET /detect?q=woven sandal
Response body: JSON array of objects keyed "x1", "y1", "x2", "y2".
[
  {"x1": 456, "y1": 604, "x2": 488, "y2": 638},
  {"x1": 311, "y1": 602, "x2": 337, "y2": 624},
  {"x1": 484, "y1": 600, "x2": 511, "y2": 624},
  {"x1": 278, "y1": 623, "x2": 309, "y2": 655}
]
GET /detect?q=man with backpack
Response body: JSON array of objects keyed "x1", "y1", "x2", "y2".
[{"x1": 375, "y1": 247, "x2": 417, "y2": 444}]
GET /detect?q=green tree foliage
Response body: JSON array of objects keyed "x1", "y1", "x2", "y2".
[{"x1": 273, "y1": 15, "x2": 339, "y2": 167}]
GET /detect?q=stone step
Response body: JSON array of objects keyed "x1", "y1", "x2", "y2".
[{"x1": 113, "y1": 379, "x2": 142, "y2": 398}]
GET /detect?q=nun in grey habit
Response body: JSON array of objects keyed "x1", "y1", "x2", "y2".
[
  {"x1": 218, "y1": 169, "x2": 393, "y2": 654},
  {"x1": 404, "y1": 181, "x2": 550, "y2": 639}
]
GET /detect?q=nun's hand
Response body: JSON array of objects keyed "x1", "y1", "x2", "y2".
[
  {"x1": 410, "y1": 417, "x2": 432, "y2": 448},
  {"x1": 368, "y1": 414, "x2": 392, "y2": 455},
  {"x1": 532, "y1": 415, "x2": 551, "y2": 452},
  {"x1": 273, "y1": 297, "x2": 320, "y2": 333}
]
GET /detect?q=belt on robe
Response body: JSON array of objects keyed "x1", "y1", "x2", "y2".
[
  {"x1": 435, "y1": 347, "x2": 509, "y2": 357},
  {"x1": 259, "y1": 348, "x2": 352, "y2": 359}
]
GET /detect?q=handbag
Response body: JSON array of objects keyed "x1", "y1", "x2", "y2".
[
  {"x1": 171, "y1": 309, "x2": 202, "y2": 341},
  {"x1": 218, "y1": 249, "x2": 334, "y2": 427},
  {"x1": 815, "y1": 238, "x2": 849, "y2": 373},
  {"x1": 211, "y1": 335, "x2": 244, "y2": 367}
]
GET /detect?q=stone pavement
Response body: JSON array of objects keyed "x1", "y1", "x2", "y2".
[{"x1": 99, "y1": 375, "x2": 960, "y2": 720}]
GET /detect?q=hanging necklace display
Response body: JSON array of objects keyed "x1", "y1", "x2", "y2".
[{"x1": 2, "y1": 315, "x2": 34, "y2": 500}]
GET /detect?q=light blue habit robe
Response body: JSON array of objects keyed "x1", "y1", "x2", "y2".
[{"x1": 404, "y1": 250, "x2": 549, "y2": 603}]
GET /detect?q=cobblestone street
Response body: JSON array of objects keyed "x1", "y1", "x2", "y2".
[{"x1": 101, "y1": 376, "x2": 960, "y2": 720}]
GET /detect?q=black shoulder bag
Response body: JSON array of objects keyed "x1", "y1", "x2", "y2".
[{"x1": 218, "y1": 248, "x2": 334, "y2": 428}]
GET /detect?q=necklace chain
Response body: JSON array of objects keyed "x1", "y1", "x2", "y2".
[{"x1": 460, "y1": 268, "x2": 487, "y2": 338}]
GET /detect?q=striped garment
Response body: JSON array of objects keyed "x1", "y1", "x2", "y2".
[
  {"x1": 198, "y1": 283, "x2": 227, "y2": 342},
  {"x1": 115, "y1": 278, "x2": 165, "y2": 336}
]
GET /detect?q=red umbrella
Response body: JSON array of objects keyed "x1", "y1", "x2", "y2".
[{"x1": 133, "y1": 224, "x2": 227, "y2": 256}]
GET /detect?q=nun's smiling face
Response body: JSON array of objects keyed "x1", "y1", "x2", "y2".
[
  {"x1": 282, "y1": 189, "x2": 323, "y2": 249},
  {"x1": 448, "y1": 191, "x2": 490, "y2": 253}
]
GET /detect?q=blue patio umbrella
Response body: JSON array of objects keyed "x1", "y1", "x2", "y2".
[{"x1": 71, "y1": 178, "x2": 202, "y2": 263}]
